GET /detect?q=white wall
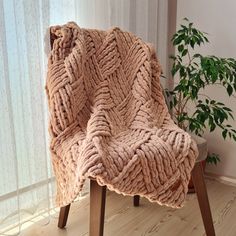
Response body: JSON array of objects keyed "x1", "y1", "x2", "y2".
[{"x1": 177, "y1": 0, "x2": 236, "y2": 178}]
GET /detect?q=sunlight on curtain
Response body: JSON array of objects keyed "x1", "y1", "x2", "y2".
[{"x1": 0, "y1": 0, "x2": 167, "y2": 234}]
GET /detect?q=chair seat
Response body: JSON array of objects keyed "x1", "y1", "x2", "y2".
[{"x1": 190, "y1": 134, "x2": 208, "y2": 162}]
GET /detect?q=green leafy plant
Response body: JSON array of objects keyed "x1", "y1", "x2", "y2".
[{"x1": 166, "y1": 18, "x2": 236, "y2": 164}]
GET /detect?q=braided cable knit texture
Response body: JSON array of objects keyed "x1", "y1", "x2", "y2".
[{"x1": 46, "y1": 22, "x2": 198, "y2": 208}]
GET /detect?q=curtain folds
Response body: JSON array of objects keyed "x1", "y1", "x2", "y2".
[{"x1": 0, "y1": 0, "x2": 167, "y2": 234}]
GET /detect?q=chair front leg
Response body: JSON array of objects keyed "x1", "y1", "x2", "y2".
[
  {"x1": 191, "y1": 162, "x2": 215, "y2": 236},
  {"x1": 90, "y1": 180, "x2": 106, "y2": 236},
  {"x1": 58, "y1": 204, "x2": 71, "y2": 229}
]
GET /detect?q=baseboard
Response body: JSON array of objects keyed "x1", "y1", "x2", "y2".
[{"x1": 205, "y1": 172, "x2": 236, "y2": 187}]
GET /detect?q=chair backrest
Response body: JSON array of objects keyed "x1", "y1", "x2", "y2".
[{"x1": 49, "y1": 29, "x2": 170, "y2": 113}]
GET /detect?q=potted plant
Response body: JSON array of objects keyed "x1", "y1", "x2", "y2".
[{"x1": 165, "y1": 18, "x2": 236, "y2": 190}]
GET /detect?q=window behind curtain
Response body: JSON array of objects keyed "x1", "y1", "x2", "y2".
[{"x1": 0, "y1": 0, "x2": 167, "y2": 234}]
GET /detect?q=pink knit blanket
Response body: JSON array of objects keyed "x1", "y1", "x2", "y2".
[{"x1": 46, "y1": 22, "x2": 198, "y2": 208}]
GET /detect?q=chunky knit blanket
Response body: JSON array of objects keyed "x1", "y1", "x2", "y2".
[{"x1": 46, "y1": 22, "x2": 198, "y2": 208}]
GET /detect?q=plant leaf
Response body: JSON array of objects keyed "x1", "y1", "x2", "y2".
[{"x1": 227, "y1": 85, "x2": 233, "y2": 96}]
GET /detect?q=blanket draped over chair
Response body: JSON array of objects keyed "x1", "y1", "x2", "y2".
[{"x1": 46, "y1": 22, "x2": 198, "y2": 208}]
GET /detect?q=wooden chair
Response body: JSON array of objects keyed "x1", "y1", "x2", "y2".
[
  {"x1": 50, "y1": 30, "x2": 215, "y2": 236},
  {"x1": 57, "y1": 153, "x2": 215, "y2": 236}
]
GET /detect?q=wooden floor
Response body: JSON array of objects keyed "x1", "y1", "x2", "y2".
[{"x1": 21, "y1": 179, "x2": 236, "y2": 236}]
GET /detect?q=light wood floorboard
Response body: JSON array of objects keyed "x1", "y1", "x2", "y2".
[{"x1": 20, "y1": 179, "x2": 236, "y2": 236}]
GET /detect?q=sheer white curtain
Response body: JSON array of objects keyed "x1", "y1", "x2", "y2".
[{"x1": 0, "y1": 0, "x2": 168, "y2": 234}]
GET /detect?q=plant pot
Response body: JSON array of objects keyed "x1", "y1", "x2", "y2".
[
  {"x1": 187, "y1": 134, "x2": 208, "y2": 193},
  {"x1": 188, "y1": 159, "x2": 206, "y2": 193}
]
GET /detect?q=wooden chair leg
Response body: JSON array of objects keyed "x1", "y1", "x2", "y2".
[
  {"x1": 191, "y1": 162, "x2": 216, "y2": 236},
  {"x1": 58, "y1": 204, "x2": 71, "y2": 229},
  {"x1": 90, "y1": 180, "x2": 106, "y2": 236},
  {"x1": 133, "y1": 195, "x2": 140, "y2": 207}
]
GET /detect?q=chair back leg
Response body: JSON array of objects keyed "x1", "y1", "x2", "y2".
[
  {"x1": 90, "y1": 180, "x2": 106, "y2": 236},
  {"x1": 191, "y1": 162, "x2": 216, "y2": 236},
  {"x1": 133, "y1": 195, "x2": 140, "y2": 207},
  {"x1": 58, "y1": 204, "x2": 71, "y2": 229}
]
